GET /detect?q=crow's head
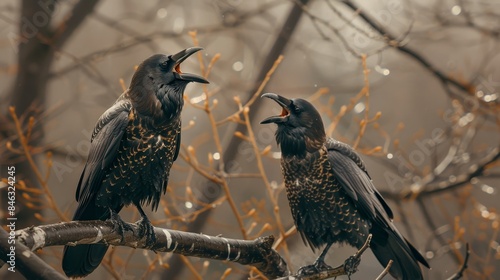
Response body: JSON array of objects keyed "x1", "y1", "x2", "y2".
[
  {"x1": 129, "y1": 47, "x2": 209, "y2": 120},
  {"x1": 260, "y1": 93, "x2": 326, "y2": 158}
]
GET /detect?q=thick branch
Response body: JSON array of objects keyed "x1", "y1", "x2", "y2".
[
  {"x1": 0, "y1": 228, "x2": 65, "y2": 280},
  {"x1": 14, "y1": 220, "x2": 288, "y2": 278}
]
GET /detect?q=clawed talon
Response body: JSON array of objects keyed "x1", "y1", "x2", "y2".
[
  {"x1": 297, "y1": 264, "x2": 318, "y2": 276},
  {"x1": 297, "y1": 260, "x2": 333, "y2": 276},
  {"x1": 313, "y1": 259, "x2": 333, "y2": 271},
  {"x1": 136, "y1": 216, "x2": 156, "y2": 247},
  {"x1": 344, "y1": 255, "x2": 361, "y2": 275},
  {"x1": 109, "y1": 210, "x2": 133, "y2": 242}
]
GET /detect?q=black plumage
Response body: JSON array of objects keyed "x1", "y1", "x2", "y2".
[
  {"x1": 260, "y1": 93, "x2": 429, "y2": 280},
  {"x1": 62, "y1": 47, "x2": 208, "y2": 277}
]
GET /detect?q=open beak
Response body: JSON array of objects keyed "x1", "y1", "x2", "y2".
[
  {"x1": 171, "y1": 47, "x2": 209, "y2": 84},
  {"x1": 260, "y1": 93, "x2": 292, "y2": 124}
]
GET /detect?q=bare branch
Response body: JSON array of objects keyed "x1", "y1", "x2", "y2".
[
  {"x1": 13, "y1": 220, "x2": 288, "y2": 278},
  {"x1": 53, "y1": 0, "x2": 101, "y2": 49},
  {"x1": 340, "y1": 0, "x2": 475, "y2": 97},
  {"x1": 375, "y1": 260, "x2": 393, "y2": 280},
  {"x1": 446, "y1": 243, "x2": 471, "y2": 280},
  {"x1": 0, "y1": 228, "x2": 65, "y2": 280},
  {"x1": 380, "y1": 147, "x2": 500, "y2": 200},
  {"x1": 275, "y1": 234, "x2": 372, "y2": 280}
]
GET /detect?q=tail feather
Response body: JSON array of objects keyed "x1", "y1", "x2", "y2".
[
  {"x1": 371, "y1": 224, "x2": 428, "y2": 280},
  {"x1": 62, "y1": 243, "x2": 108, "y2": 277},
  {"x1": 62, "y1": 202, "x2": 116, "y2": 277}
]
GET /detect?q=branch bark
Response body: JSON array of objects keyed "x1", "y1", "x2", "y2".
[
  {"x1": 11, "y1": 220, "x2": 288, "y2": 278},
  {"x1": 0, "y1": 228, "x2": 65, "y2": 280}
]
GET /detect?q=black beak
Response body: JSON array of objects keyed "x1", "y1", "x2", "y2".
[
  {"x1": 171, "y1": 47, "x2": 209, "y2": 84},
  {"x1": 260, "y1": 93, "x2": 292, "y2": 124}
]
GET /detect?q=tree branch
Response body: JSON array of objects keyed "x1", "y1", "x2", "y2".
[
  {"x1": 446, "y1": 243, "x2": 471, "y2": 280},
  {"x1": 53, "y1": 0, "x2": 101, "y2": 49},
  {"x1": 12, "y1": 220, "x2": 288, "y2": 278},
  {"x1": 380, "y1": 147, "x2": 500, "y2": 200},
  {"x1": 275, "y1": 235, "x2": 372, "y2": 280},
  {"x1": 0, "y1": 228, "x2": 65, "y2": 280},
  {"x1": 340, "y1": 0, "x2": 474, "y2": 94},
  {"x1": 375, "y1": 260, "x2": 393, "y2": 280}
]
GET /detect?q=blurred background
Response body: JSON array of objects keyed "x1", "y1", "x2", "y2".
[{"x1": 1, "y1": 0, "x2": 499, "y2": 279}]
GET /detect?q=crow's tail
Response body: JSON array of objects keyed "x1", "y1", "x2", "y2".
[
  {"x1": 370, "y1": 224, "x2": 430, "y2": 280},
  {"x1": 62, "y1": 202, "x2": 114, "y2": 277}
]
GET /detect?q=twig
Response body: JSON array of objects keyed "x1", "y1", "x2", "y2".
[
  {"x1": 375, "y1": 260, "x2": 393, "y2": 280},
  {"x1": 340, "y1": 0, "x2": 476, "y2": 97},
  {"x1": 179, "y1": 255, "x2": 202, "y2": 280},
  {"x1": 12, "y1": 220, "x2": 288, "y2": 278},
  {"x1": 446, "y1": 243, "x2": 471, "y2": 280},
  {"x1": 52, "y1": 0, "x2": 100, "y2": 49},
  {"x1": 380, "y1": 147, "x2": 500, "y2": 200},
  {"x1": 9, "y1": 107, "x2": 68, "y2": 222},
  {"x1": 242, "y1": 106, "x2": 292, "y2": 262},
  {"x1": 275, "y1": 234, "x2": 372, "y2": 280},
  {"x1": 217, "y1": 55, "x2": 284, "y2": 125}
]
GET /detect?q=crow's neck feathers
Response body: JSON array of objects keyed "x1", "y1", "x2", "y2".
[
  {"x1": 129, "y1": 74, "x2": 187, "y2": 124},
  {"x1": 276, "y1": 124, "x2": 326, "y2": 158},
  {"x1": 156, "y1": 82, "x2": 187, "y2": 120}
]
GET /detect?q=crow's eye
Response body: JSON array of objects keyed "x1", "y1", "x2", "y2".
[
  {"x1": 288, "y1": 101, "x2": 300, "y2": 114},
  {"x1": 159, "y1": 61, "x2": 170, "y2": 70}
]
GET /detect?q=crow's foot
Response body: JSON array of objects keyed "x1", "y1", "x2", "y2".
[
  {"x1": 109, "y1": 210, "x2": 133, "y2": 242},
  {"x1": 136, "y1": 216, "x2": 156, "y2": 247}
]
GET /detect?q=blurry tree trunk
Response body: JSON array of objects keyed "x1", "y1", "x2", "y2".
[
  {"x1": 1, "y1": 1, "x2": 99, "y2": 278},
  {"x1": 0, "y1": 0, "x2": 98, "y2": 279},
  {"x1": 4, "y1": 0, "x2": 99, "y2": 222}
]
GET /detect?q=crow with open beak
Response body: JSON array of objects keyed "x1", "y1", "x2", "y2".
[
  {"x1": 62, "y1": 47, "x2": 208, "y2": 277},
  {"x1": 261, "y1": 93, "x2": 429, "y2": 279}
]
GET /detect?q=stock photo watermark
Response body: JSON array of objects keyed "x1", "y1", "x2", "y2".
[{"x1": 4, "y1": 166, "x2": 17, "y2": 272}]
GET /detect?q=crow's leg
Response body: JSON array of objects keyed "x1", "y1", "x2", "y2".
[
  {"x1": 108, "y1": 208, "x2": 133, "y2": 242},
  {"x1": 313, "y1": 243, "x2": 333, "y2": 270},
  {"x1": 134, "y1": 203, "x2": 156, "y2": 247},
  {"x1": 298, "y1": 243, "x2": 333, "y2": 275}
]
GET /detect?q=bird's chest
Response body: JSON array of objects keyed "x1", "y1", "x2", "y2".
[
  {"x1": 281, "y1": 148, "x2": 358, "y2": 228},
  {"x1": 105, "y1": 111, "x2": 180, "y2": 195},
  {"x1": 281, "y1": 150, "x2": 340, "y2": 208},
  {"x1": 123, "y1": 114, "x2": 179, "y2": 174}
]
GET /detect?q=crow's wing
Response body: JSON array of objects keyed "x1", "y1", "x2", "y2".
[
  {"x1": 326, "y1": 138, "x2": 429, "y2": 271},
  {"x1": 173, "y1": 128, "x2": 181, "y2": 161},
  {"x1": 74, "y1": 100, "x2": 131, "y2": 218},
  {"x1": 325, "y1": 138, "x2": 393, "y2": 221}
]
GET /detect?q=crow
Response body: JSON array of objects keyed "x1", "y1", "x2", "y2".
[
  {"x1": 62, "y1": 47, "x2": 208, "y2": 277},
  {"x1": 260, "y1": 93, "x2": 429, "y2": 279}
]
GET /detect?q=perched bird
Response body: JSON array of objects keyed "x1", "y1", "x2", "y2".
[
  {"x1": 260, "y1": 93, "x2": 429, "y2": 279},
  {"x1": 62, "y1": 47, "x2": 208, "y2": 277}
]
